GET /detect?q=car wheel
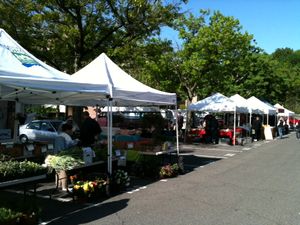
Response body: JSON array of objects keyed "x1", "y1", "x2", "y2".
[{"x1": 19, "y1": 134, "x2": 28, "y2": 143}]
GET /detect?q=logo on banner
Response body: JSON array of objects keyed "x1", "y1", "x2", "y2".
[
  {"x1": 11, "y1": 51, "x2": 39, "y2": 67},
  {"x1": 0, "y1": 37, "x2": 39, "y2": 68}
]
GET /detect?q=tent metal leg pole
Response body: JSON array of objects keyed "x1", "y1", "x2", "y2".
[
  {"x1": 108, "y1": 99, "x2": 113, "y2": 175},
  {"x1": 175, "y1": 106, "x2": 179, "y2": 156},
  {"x1": 233, "y1": 107, "x2": 236, "y2": 146},
  {"x1": 106, "y1": 99, "x2": 110, "y2": 175}
]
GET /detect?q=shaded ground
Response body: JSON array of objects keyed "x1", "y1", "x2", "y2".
[{"x1": 0, "y1": 145, "x2": 223, "y2": 224}]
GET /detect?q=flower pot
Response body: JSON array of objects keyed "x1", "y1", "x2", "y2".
[{"x1": 56, "y1": 170, "x2": 68, "y2": 190}]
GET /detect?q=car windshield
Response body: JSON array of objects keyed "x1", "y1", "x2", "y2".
[{"x1": 50, "y1": 121, "x2": 63, "y2": 131}]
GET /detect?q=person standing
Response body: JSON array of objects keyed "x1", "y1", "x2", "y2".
[
  {"x1": 80, "y1": 111, "x2": 102, "y2": 147},
  {"x1": 277, "y1": 117, "x2": 284, "y2": 139},
  {"x1": 177, "y1": 112, "x2": 184, "y2": 140},
  {"x1": 252, "y1": 116, "x2": 262, "y2": 141},
  {"x1": 210, "y1": 116, "x2": 219, "y2": 144},
  {"x1": 80, "y1": 111, "x2": 102, "y2": 164},
  {"x1": 59, "y1": 123, "x2": 79, "y2": 149},
  {"x1": 295, "y1": 121, "x2": 300, "y2": 139}
]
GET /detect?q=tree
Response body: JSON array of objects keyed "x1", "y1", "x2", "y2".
[
  {"x1": 271, "y1": 48, "x2": 300, "y2": 112},
  {"x1": 272, "y1": 48, "x2": 294, "y2": 63},
  {"x1": 0, "y1": 0, "x2": 186, "y2": 73},
  {"x1": 173, "y1": 10, "x2": 260, "y2": 103},
  {"x1": 240, "y1": 54, "x2": 288, "y2": 104}
]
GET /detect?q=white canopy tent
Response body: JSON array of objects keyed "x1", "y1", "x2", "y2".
[
  {"x1": 188, "y1": 93, "x2": 248, "y2": 113},
  {"x1": 229, "y1": 94, "x2": 263, "y2": 127},
  {"x1": 0, "y1": 29, "x2": 177, "y2": 175},
  {"x1": 0, "y1": 28, "x2": 110, "y2": 105},
  {"x1": 229, "y1": 94, "x2": 263, "y2": 115},
  {"x1": 246, "y1": 96, "x2": 276, "y2": 125},
  {"x1": 188, "y1": 93, "x2": 248, "y2": 145},
  {"x1": 70, "y1": 53, "x2": 177, "y2": 175},
  {"x1": 70, "y1": 53, "x2": 177, "y2": 106},
  {"x1": 274, "y1": 103, "x2": 295, "y2": 127},
  {"x1": 274, "y1": 103, "x2": 295, "y2": 117}
]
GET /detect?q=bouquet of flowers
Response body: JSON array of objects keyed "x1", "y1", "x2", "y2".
[
  {"x1": 159, "y1": 163, "x2": 179, "y2": 178},
  {"x1": 72, "y1": 179, "x2": 107, "y2": 198}
]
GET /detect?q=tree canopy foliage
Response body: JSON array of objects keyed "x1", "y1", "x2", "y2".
[
  {"x1": 0, "y1": 0, "x2": 185, "y2": 73},
  {"x1": 171, "y1": 10, "x2": 261, "y2": 103},
  {"x1": 1, "y1": 1, "x2": 300, "y2": 113}
]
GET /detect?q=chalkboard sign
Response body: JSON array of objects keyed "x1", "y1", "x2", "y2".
[{"x1": 264, "y1": 126, "x2": 273, "y2": 140}]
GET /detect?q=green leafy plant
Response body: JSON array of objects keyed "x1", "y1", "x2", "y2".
[
  {"x1": 44, "y1": 155, "x2": 84, "y2": 172},
  {"x1": 0, "y1": 207, "x2": 22, "y2": 224},
  {"x1": 0, "y1": 160, "x2": 47, "y2": 182},
  {"x1": 113, "y1": 169, "x2": 130, "y2": 188}
]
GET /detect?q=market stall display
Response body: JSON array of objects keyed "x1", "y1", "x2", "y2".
[
  {"x1": 0, "y1": 28, "x2": 177, "y2": 177},
  {"x1": 188, "y1": 93, "x2": 248, "y2": 145}
]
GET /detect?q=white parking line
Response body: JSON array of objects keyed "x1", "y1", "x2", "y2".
[
  {"x1": 224, "y1": 153, "x2": 235, "y2": 157},
  {"x1": 127, "y1": 186, "x2": 147, "y2": 194},
  {"x1": 194, "y1": 154, "x2": 227, "y2": 159},
  {"x1": 199, "y1": 148, "x2": 242, "y2": 152},
  {"x1": 181, "y1": 146, "x2": 241, "y2": 152}
]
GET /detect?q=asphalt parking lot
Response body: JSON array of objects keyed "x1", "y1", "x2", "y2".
[{"x1": 0, "y1": 134, "x2": 287, "y2": 224}]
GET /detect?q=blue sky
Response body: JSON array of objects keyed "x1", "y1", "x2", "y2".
[{"x1": 161, "y1": 0, "x2": 300, "y2": 54}]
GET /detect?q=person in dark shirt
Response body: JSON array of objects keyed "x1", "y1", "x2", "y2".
[
  {"x1": 295, "y1": 121, "x2": 300, "y2": 139},
  {"x1": 252, "y1": 116, "x2": 262, "y2": 141},
  {"x1": 80, "y1": 111, "x2": 102, "y2": 147},
  {"x1": 210, "y1": 116, "x2": 219, "y2": 144}
]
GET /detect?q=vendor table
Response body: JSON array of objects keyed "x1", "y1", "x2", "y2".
[
  {"x1": 189, "y1": 129, "x2": 206, "y2": 138},
  {"x1": 189, "y1": 127, "x2": 246, "y2": 144},
  {"x1": 219, "y1": 129, "x2": 234, "y2": 139},
  {"x1": 121, "y1": 148, "x2": 177, "y2": 167},
  {"x1": 0, "y1": 174, "x2": 47, "y2": 196}
]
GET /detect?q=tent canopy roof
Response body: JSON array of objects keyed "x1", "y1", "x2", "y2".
[
  {"x1": 71, "y1": 53, "x2": 177, "y2": 106},
  {"x1": 274, "y1": 103, "x2": 295, "y2": 116},
  {"x1": 0, "y1": 29, "x2": 175, "y2": 107},
  {"x1": 0, "y1": 28, "x2": 111, "y2": 105},
  {"x1": 230, "y1": 94, "x2": 263, "y2": 114},
  {"x1": 246, "y1": 96, "x2": 276, "y2": 115},
  {"x1": 188, "y1": 93, "x2": 248, "y2": 113}
]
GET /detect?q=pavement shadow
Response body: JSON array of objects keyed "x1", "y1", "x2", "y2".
[
  {"x1": 44, "y1": 198, "x2": 130, "y2": 225},
  {"x1": 181, "y1": 155, "x2": 220, "y2": 173},
  {"x1": 0, "y1": 189, "x2": 129, "y2": 225}
]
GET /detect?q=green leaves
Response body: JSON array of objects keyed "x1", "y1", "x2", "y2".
[
  {"x1": 0, "y1": 0, "x2": 186, "y2": 73},
  {"x1": 45, "y1": 154, "x2": 84, "y2": 171},
  {"x1": 173, "y1": 10, "x2": 260, "y2": 101},
  {"x1": 0, "y1": 160, "x2": 47, "y2": 182}
]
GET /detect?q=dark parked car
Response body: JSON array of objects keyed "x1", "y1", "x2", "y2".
[{"x1": 19, "y1": 119, "x2": 63, "y2": 143}]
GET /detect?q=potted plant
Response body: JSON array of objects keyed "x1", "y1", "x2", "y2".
[
  {"x1": 111, "y1": 169, "x2": 130, "y2": 193},
  {"x1": 0, "y1": 206, "x2": 40, "y2": 225},
  {"x1": 0, "y1": 207, "x2": 22, "y2": 224},
  {"x1": 44, "y1": 154, "x2": 84, "y2": 190},
  {"x1": 159, "y1": 163, "x2": 179, "y2": 179}
]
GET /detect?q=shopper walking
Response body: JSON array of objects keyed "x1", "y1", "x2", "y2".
[{"x1": 277, "y1": 117, "x2": 284, "y2": 139}]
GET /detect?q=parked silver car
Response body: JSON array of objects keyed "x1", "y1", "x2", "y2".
[{"x1": 19, "y1": 119, "x2": 63, "y2": 143}]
